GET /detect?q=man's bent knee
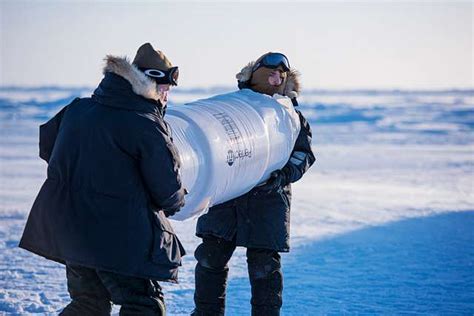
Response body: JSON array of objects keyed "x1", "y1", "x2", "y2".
[{"x1": 194, "y1": 236, "x2": 235, "y2": 270}]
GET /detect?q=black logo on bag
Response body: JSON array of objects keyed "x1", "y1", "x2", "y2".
[
  {"x1": 227, "y1": 150, "x2": 235, "y2": 166},
  {"x1": 226, "y1": 149, "x2": 252, "y2": 166}
]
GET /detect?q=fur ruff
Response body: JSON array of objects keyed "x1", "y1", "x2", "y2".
[
  {"x1": 103, "y1": 55, "x2": 159, "y2": 101},
  {"x1": 235, "y1": 61, "x2": 301, "y2": 98}
]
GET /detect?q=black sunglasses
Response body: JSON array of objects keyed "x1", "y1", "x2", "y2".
[
  {"x1": 252, "y1": 53, "x2": 290, "y2": 72},
  {"x1": 140, "y1": 66, "x2": 179, "y2": 86}
]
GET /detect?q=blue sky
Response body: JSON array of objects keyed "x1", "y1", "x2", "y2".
[{"x1": 1, "y1": 1, "x2": 472, "y2": 89}]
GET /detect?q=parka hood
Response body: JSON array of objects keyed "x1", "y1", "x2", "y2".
[
  {"x1": 93, "y1": 56, "x2": 165, "y2": 114},
  {"x1": 103, "y1": 55, "x2": 160, "y2": 101}
]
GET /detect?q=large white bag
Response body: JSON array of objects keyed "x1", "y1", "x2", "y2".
[{"x1": 166, "y1": 89, "x2": 301, "y2": 220}]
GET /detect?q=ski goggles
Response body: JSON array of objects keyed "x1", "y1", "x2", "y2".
[
  {"x1": 252, "y1": 53, "x2": 290, "y2": 72},
  {"x1": 140, "y1": 66, "x2": 179, "y2": 86}
]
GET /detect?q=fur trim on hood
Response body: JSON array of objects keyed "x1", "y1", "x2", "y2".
[
  {"x1": 235, "y1": 61, "x2": 301, "y2": 98},
  {"x1": 103, "y1": 55, "x2": 159, "y2": 101}
]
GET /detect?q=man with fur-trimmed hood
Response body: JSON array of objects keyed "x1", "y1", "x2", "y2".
[
  {"x1": 19, "y1": 43, "x2": 186, "y2": 315},
  {"x1": 193, "y1": 53, "x2": 316, "y2": 316}
]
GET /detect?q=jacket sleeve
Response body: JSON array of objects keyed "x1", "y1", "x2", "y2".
[
  {"x1": 138, "y1": 126, "x2": 186, "y2": 214},
  {"x1": 281, "y1": 110, "x2": 316, "y2": 184},
  {"x1": 39, "y1": 105, "x2": 69, "y2": 163}
]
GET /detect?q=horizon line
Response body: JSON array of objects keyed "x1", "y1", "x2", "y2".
[{"x1": 0, "y1": 85, "x2": 473, "y2": 95}]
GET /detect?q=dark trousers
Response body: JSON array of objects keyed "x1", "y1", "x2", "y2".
[
  {"x1": 60, "y1": 264, "x2": 166, "y2": 316},
  {"x1": 193, "y1": 236, "x2": 283, "y2": 316}
]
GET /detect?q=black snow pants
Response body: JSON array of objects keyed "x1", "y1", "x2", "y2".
[
  {"x1": 59, "y1": 263, "x2": 166, "y2": 316},
  {"x1": 192, "y1": 235, "x2": 283, "y2": 316}
]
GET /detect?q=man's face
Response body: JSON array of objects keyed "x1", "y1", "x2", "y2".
[
  {"x1": 250, "y1": 66, "x2": 288, "y2": 96},
  {"x1": 268, "y1": 67, "x2": 286, "y2": 86},
  {"x1": 157, "y1": 84, "x2": 170, "y2": 106}
]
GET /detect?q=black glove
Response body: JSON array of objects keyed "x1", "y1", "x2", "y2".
[
  {"x1": 163, "y1": 188, "x2": 188, "y2": 217},
  {"x1": 257, "y1": 170, "x2": 287, "y2": 193}
]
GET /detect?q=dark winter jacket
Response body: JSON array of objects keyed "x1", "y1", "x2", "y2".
[
  {"x1": 196, "y1": 63, "x2": 315, "y2": 252},
  {"x1": 19, "y1": 56, "x2": 187, "y2": 282}
]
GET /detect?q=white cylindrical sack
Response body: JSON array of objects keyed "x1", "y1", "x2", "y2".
[{"x1": 166, "y1": 89, "x2": 301, "y2": 220}]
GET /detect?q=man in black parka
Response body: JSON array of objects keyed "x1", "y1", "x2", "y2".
[
  {"x1": 192, "y1": 53, "x2": 316, "y2": 316},
  {"x1": 19, "y1": 43, "x2": 186, "y2": 315}
]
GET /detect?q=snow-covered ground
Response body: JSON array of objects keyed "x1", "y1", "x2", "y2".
[{"x1": 0, "y1": 87, "x2": 473, "y2": 315}]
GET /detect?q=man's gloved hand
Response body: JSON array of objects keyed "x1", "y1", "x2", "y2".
[
  {"x1": 162, "y1": 188, "x2": 189, "y2": 217},
  {"x1": 257, "y1": 169, "x2": 287, "y2": 193}
]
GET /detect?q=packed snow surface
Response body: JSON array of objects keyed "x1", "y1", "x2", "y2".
[{"x1": 0, "y1": 87, "x2": 473, "y2": 315}]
